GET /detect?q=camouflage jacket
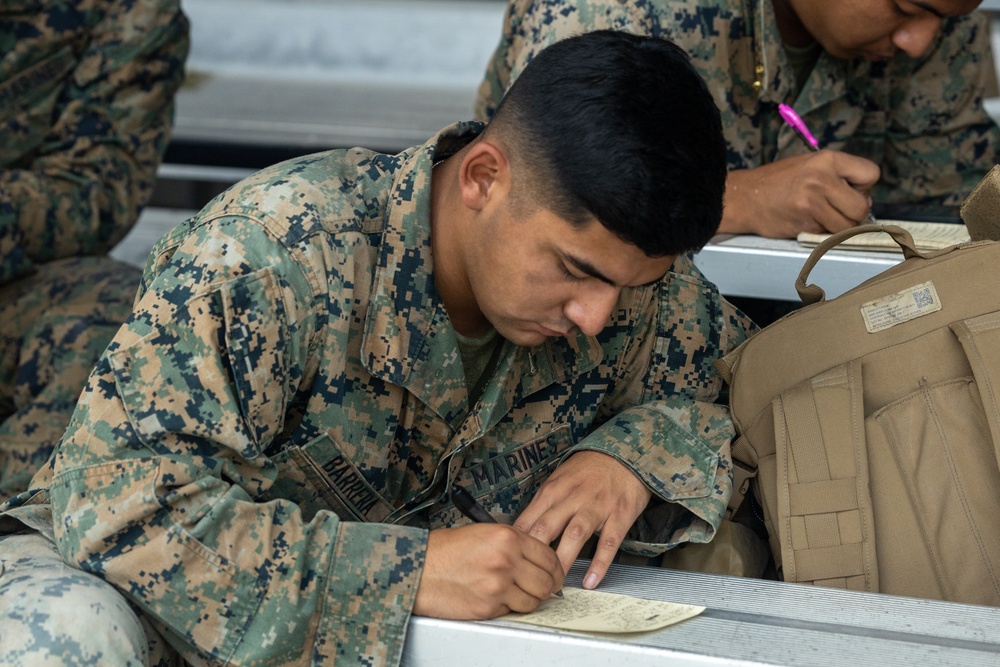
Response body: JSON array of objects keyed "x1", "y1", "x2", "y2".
[
  {"x1": 475, "y1": 0, "x2": 1000, "y2": 208},
  {"x1": 20, "y1": 123, "x2": 752, "y2": 665},
  {"x1": 0, "y1": 0, "x2": 189, "y2": 286}
]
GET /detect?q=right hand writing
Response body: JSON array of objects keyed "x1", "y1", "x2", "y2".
[
  {"x1": 412, "y1": 523, "x2": 564, "y2": 619},
  {"x1": 719, "y1": 150, "x2": 881, "y2": 238}
]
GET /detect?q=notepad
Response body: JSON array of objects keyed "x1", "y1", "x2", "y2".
[{"x1": 797, "y1": 220, "x2": 970, "y2": 253}]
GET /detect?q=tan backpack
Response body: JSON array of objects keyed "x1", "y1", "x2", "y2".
[{"x1": 717, "y1": 188, "x2": 1000, "y2": 605}]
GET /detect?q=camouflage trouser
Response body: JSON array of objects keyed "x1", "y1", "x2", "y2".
[
  {"x1": 0, "y1": 257, "x2": 141, "y2": 500},
  {"x1": 0, "y1": 530, "x2": 180, "y2": 665}
]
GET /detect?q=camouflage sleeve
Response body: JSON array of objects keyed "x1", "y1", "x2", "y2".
[
  {"x1": 47, "y1": 216, "x2": 427, "y2": 666},
  {"x1": 0, "y1": 0, "x2": 190, "y2": 285},
  {"x1": 473, "y1": 0, "x2": 650, "y2": 121},
  {"x1": 569, "y1": 255, "x2": 755, "y2": 555},
  {"x1": 877, "y1": 11, "x2": 1000, "y2": 206}
]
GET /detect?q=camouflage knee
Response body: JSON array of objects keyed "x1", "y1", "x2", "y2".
[{"x1": 0, "y1": 531, "x2": 149, "y2": 666}]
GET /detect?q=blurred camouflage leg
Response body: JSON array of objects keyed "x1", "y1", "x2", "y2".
[
  {"x1": 0, "y1": 257, "x2": 140, "y2": 499},
  {"x1": 140, "y1": 614, "x2": 186, "y2": 667},
  {"x1": 0, "y1": 531, "x2": 153, "y2": 665}
]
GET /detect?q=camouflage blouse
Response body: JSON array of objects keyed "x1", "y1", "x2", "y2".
[{"x1": 30, "y1": 123, "x2": 752, "y2": 665}]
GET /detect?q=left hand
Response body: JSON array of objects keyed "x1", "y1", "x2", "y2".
[{"x1": 514, "y1": 450, "x2": 652, "y2": 590}]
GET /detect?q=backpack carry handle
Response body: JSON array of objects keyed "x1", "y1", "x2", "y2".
[{"x1": 795, "y1": 224, "x2": 924, "y2": 305}]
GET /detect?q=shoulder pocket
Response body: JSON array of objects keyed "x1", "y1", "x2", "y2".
[{"x1": 108, "y1": 268, "x2": 289, "y2": 459}]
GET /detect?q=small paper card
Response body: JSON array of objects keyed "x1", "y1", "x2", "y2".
[{"x1": 499, "y1": 586, "x2": 704, "y2": 633}]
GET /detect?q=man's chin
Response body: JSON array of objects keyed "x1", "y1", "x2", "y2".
[
  {"x1": 497, "y1": 325, "x2": 547, "y2": 348},
  {"x1": 507, "y1": 332, "x2": 547, "y2": 347},
  {"x1": 862, "y1": 51, "x2": 894, "y2": 62}
]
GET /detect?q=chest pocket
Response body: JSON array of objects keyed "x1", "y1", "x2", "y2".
[
  {"x1": 430, "y1": 425, "x2": 576, "y2": 528},
  {"x1": 842, "y1": 110, "x2": 887, "y2": 163},
  {"x1": 0, "y1": 46, "x2": 75, "y2": 162}
]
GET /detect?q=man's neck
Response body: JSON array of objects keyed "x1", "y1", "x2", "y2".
[
  {"x1": 429, "y1": 152, "x2": 491, "y2": 338},
  {"x1": 770, "y1": 0, "x2": 814, "y2": 48}
]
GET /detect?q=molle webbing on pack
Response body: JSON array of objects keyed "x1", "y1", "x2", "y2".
[{"x1": 773, "y1": 361, "x2": 875, "y2": 592}]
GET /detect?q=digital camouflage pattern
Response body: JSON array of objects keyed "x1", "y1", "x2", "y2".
[
  {"x1": 0, "y1": 122, "x2": 754, "y2": 666},
  {"x1": 475, "y1": 0, "x2": 1000, "y2": 207},
  {"x1": 0, "y1": 256, "x2": 140, "y2": 500},
  {"x1": 0, "y1": 0, "x2": 189, "y2": 285},
  {"x1": 0, "y1": 0, "x2": 188, "y2": 499},
  {"x1": 0, "y1": 531, "x2": 172, "y2": 666}
]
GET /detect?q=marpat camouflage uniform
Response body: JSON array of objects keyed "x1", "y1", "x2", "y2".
[
  {"x1": 0, "y1": 0, "x2": 189, "y2": 279},
  {"x1": 0, "y1": 531, "x2": 156, "y2": 666},
  {"x1": 475, "y1": 0, "x2": 1000, "y2": 207},
  {"x1": 0, "y1": 257, "x2": 141, "y2": 499},
  {"x1": 1, "y1": 122, "x2": 753, "y2": 666},
  {"x1": 0, "y1": 0, "x2": 189, "y2": 497}
]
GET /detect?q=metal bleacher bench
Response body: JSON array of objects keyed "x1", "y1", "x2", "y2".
[{"x1": 402, "y1": 560, "x2": 1000, "y2": 666}]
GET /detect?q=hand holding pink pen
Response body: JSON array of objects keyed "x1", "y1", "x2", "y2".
[
  {"x1": 717, "y1": 108, "x2": 880, "y2": 237},
  {"x1": 778, "y1": 103, "x2": 877, "y2": 224}
]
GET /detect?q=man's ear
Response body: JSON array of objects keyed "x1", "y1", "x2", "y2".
[{"x1": 458, "y1": 140, "x2": 511, "y2": 211}]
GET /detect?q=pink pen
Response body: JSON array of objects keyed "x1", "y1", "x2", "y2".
[
  {"x1": 777, "y1": 103, "x2": 876, "y2": 223},
  {"x1": 778, "y1": 103, "x2": 819, "y2": 151}
]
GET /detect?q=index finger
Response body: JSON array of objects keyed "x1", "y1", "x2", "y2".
[
  {"x1": 514, "y1": 484, "x2": 574, "y2": 547},
  {"x1": 823, "y1": 183, "x2": 875, "y2": 230},
  {"x1": 518, "y1": 531, "x2": 567, "y2": 594}
]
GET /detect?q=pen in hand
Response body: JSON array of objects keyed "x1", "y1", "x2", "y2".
[
  {"x1": 451, "y1": 482, "x2": 497, "y2": 524},
  {"x1": 778, "y1": 102, "x2": 819, "y2": 153},
  {"x1": 778, "y1": 103, "x2": 877, "y2": 225},
  {"x1": 450, "y1": 483, "x2": 564, "y2": 598}
]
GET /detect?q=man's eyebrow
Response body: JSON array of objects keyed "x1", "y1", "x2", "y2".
[
  {"x1": 910, "y1": 1, "x2": 947, "y2": 18},
  {"x1": 566, "y1": 255, "x2": 618, "y2": 286}
]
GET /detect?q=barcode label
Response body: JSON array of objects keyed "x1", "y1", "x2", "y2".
[{"x1": 861, "y1": 280, "x2": 942, "y2": 333}]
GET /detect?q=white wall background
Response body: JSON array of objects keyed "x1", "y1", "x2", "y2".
[{"x1": 182, "y1": 0, "x2": 505, "y2": 89}]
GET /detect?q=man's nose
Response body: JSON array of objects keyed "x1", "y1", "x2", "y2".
[
  {"x1": 892, "y1": 14, "x2": 943, "y2": 58},
  {"x1": 564, "y1": 286, "x2": 620, "y2": 337}
]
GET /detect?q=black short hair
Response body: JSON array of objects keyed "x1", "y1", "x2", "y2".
[{"x1": 485, "y1": 30, "x2": 726, "y2": 256}]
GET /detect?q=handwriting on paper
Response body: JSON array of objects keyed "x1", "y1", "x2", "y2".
[{"x1": 500, "y1": 586, "x2": 704, "y2": 633}]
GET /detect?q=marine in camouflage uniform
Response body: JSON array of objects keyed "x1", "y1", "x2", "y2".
[
  {"x1": 0, "y1": 0, "x2": 190, "y2": 498},
  {"x1": 475, "y1": 0, "x2": 1000, "y2": 213},
  {"x1": 1, "y1": 29, "x2": 754, "y2": 663},
  {"x1": 0, "y1": 112, "x2": 752, "y2": 662}
]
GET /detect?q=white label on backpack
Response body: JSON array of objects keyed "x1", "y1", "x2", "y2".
[{"x1": 860, "y1": 280, "x2": 941, "y2": 333}]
